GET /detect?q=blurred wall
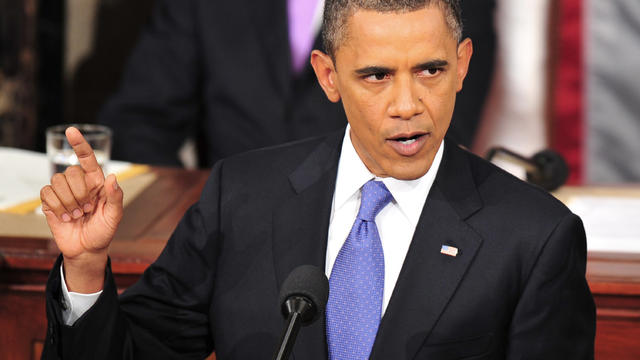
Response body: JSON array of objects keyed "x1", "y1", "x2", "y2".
[
  {"x1": 473, "y1": 0, "x2": 550, "y2": 179},
  {"x1": 586, "y1": 0, "x2": 640, "y2": 183},
  {"x1": 0, "y1": 0, "x2": 38, "y2": 149},
  {"x1": 64, "y1": 0, "x2": 154, "y2": 125},
  {"x1": 65, "y1": 0, "x2": 100, "y2": 86},
  {"x1": 0, "y1": 0, "x2": 63, "y2": 151}
]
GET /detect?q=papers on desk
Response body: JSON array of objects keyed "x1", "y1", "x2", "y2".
[
  {"x1": 0, "y1": 146, "x2": 156, "y2": 239},
  {"x1": 0, "y1": 146, "x2": 138, "y2": 214},
  {"x1": 567, "y1": 196, "x2": 640, "y2": 253}
]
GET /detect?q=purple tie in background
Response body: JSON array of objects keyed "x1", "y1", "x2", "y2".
[
  {"x1": 326, "y1": 180, "x2": 393, "y2": 360},
  {"x1": 288, "y1": 0, "x2": 319, "y2": 73}
]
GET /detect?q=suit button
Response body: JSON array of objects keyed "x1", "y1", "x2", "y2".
[
  {"x1": 60, "y1": 297, "x2": 68, "y2": 310},
  {"x1": 49, "y1": 324, "x2": 55, "y2": 344}
]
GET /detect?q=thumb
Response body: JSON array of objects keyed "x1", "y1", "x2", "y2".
[{"x1": 103, "y1": 174, "x2": 123, "y2": 223}]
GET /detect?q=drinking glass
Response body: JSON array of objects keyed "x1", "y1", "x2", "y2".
[{"x1": 46, "y1": 124, "x2": 112, "y2": 175}]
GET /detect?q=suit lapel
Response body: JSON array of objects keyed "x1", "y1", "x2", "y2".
[
  {"x1": 249, "y1": 0, "x2": 292, "y2": 99},
  {"x1": 370, "y1": 141, "x2": 484, "y2": 359},
  {"x1": 272, "y1": 132, "x2": 343, "y2": 360}
]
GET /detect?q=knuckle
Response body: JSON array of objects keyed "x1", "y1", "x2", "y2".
[
  {"x1": 41, "y1": 188, "x2": 62, "y2": 212},
  {"x1": 65, "y1": 165, "x2": 84, "y2": 176},
  {"x1": 40, "y1": 186, "x2": 51, "y2": 199},
  {"x1": 75, "y1": 188, "x2": 89, "y2": 200},
  {"x1": 60, "y1": 193, "x2": 78, "y2": 206},
  {"x1": 68, "y1": 177, "x2": 88, "y2": 198},
  {"x1": 50, "y1": 173, "x2": 65, "y2": 185}
]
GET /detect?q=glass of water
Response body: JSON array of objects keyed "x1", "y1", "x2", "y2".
[{"x1": 46, "y1": 124, "x2": 112, "y2": 175}]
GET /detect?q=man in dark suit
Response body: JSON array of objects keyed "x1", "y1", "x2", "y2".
[
  {"x1": 40, "y1": 1, "x2": 595, "y2": 359},
  {"x1": 97, "y1": 0, "x2": 496, "y2": 167}
]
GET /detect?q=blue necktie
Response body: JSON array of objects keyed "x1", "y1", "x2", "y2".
[{"x1": 327, "y1": 180, "x2": 393, "y2": 360}]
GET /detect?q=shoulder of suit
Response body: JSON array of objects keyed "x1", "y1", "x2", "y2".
[
  {"x1": 216, "y1": 130, "x2": 342, "y2": 183},
  {"x1": 452, "y1": 144, "x2": 572, "y2": 221}
]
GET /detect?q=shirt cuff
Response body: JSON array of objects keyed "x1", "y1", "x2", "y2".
[{"x1": 60, "y1": 262, "x2": 103, "y2": 325}]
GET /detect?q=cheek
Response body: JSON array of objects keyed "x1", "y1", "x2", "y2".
[
  {"x1": 344, "y1": 88, "x2": 384, "y2": 132},
  {"x1": 360, "y1": 96, "x2": 389, "y2": 146},
  {"x1": 422, "y1": 80, "x2": 457, "y2": 129},
  {"x1": 430, "y1": 99, "x2": 455, "y2": 134},
  {"x1": 354, "y1": 85, "x2": 382, "y2": 111}
]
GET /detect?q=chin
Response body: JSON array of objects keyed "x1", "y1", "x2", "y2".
[{"x1": 387, "y1": 166, "x2": 430, "y2": 180}]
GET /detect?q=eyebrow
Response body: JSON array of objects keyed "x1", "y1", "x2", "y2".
[
  {"x1": 354, "y1": 66, "x2": 394, "y2": 75},
  {"x1": 412, "y1": 60, "x2": 449, "y2": 71},
  {"x1": 354, "y1": 60, "x2": 450, "y2": 76}
]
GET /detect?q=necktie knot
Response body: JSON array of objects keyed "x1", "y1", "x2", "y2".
[{"x1": 357, "y1": 180, "x2": 393, "y2": 221}]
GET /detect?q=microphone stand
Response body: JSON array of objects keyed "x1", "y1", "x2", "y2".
[
  {"x1": 486, "y1": 146, "x2": 569, "y2": 191},
  {"x1": 273, "y1": 296, "x2": 314, "y2": 360},
  {"x1": 485, "y1": 147, "x2": 538, "y2": 173}
]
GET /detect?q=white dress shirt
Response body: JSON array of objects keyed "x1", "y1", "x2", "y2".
[
  {"x1": 61, "y1": 126, "x2": 444, "y2": 324},
  {"x1": 326, "y1": 125, "x2": 443, "y2": 315},
  {"x1": 60, "y1": 264, "x2": 102, "y2": 325}
]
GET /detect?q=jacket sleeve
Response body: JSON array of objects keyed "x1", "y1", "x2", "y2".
[
  {"x1": 97, "y1": 0, "x2": 201, "y2": 166},
  {"x1": 507, "y1": 213, "x2": 596, "y2": 359},
  {"x1": 42, "y1": 160, "x2": 225, "y2": 359}
]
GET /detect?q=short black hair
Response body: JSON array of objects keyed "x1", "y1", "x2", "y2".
[{"x1": 322, "y1": 0, "x2": 463, "y2": 59}]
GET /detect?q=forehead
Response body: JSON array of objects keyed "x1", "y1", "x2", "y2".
[{"x1": 337, "y1": 6, "x2": 456, "y2": 66}]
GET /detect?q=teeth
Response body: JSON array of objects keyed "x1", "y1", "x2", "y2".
[{"x1": 399, "y1": 138, "x2": 416, "y2": 145}]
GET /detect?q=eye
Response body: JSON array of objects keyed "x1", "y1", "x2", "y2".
[
  {"x1": 419, "y1": 67, "x2": 443, "y2": 77},
  {"x1": 364, "y1": 72, "x2": 390, "y2": 82}
]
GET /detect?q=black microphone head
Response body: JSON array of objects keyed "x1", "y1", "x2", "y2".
[
  {"x1": 527, "y1": 149, "x2": 569, "y2": 191},
  {"x1": 278, "y1": 265, "x2": 329, "y2": 325}
]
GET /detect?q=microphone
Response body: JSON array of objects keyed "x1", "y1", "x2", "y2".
[
  {"x1": 273, "y1": 265, "x2": 329, "y2": 360},
  {"x1": 485, "y1": 147, "x2": 569, "y2": 191}
]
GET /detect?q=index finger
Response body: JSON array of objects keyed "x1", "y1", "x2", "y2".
[{"x1": 65, "y1": 126, "x2": 104, "y2": 177}]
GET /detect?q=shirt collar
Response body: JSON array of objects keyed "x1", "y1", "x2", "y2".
[{"x1": 334, "y1": 125, "x2": 445, "y2": 227}]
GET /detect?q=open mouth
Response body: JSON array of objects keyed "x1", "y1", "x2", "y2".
[
  {"x1": 393, "y1": 133, "x2": 424, "y2": 145},
  {"x1": 387, "y1": 132, "x2": 429, "y2": 156}
]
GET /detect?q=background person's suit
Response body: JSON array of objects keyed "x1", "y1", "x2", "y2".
[
  {"x1": 43, "y1": 130, "x2": 595, "y2": 359},
  {"x1": 97, "y1": 0, "x2": 496, "y2": 167}
]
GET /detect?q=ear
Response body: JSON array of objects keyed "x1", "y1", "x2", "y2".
[
  {"x1": 310, "y1": 50, "x2": 341, "y2": 103},
  {"x1": 455, "y1": 38, "x2": 473, "y2": 92}
]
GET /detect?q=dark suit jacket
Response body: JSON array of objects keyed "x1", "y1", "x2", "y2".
[
  {"x1": 97, "y1": 0, "x2": 495, "y2": 167},
  {"x1": 43, "y1": 130, "x2": 595, "y2": 359}
]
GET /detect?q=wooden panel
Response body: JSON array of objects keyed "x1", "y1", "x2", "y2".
[
  {"x1": 595, "y1": 317, "x2": 640, "y2": 359},
  {"x1": 33, "y1": 341, "x2": 44, "y2": 360},
  {"x1": 0, "y1": 289, "x2": 47, "y2": 360}
]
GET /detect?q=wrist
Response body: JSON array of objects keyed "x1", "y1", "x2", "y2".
[{"x1": 63, "y1": 251, "x2": 108, "y2": 293}]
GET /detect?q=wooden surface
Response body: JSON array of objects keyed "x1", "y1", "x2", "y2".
[
  {"x1": 587, "y1": 252, "x2": 640, "y2": 359},
  {"x1": 1, "y1": 174, "x2": 640, "y2": 359}
]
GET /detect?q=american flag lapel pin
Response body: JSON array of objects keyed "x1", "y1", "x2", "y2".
[{"x1": 440, "y1": 245, "x2": 459, "y2": 257}]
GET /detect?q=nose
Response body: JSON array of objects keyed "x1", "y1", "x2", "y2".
[{"x1": 388, "y1": 75, "x2": 425, "y2": 120}]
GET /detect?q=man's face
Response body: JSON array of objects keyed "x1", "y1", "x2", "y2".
[{"x1": 311, "y1": 6, "x2": 472, "y2": 180}]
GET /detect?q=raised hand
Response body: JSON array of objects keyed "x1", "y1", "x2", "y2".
[{"x1": 40, "y1": 126, "x2": 123, "y2": 292}]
